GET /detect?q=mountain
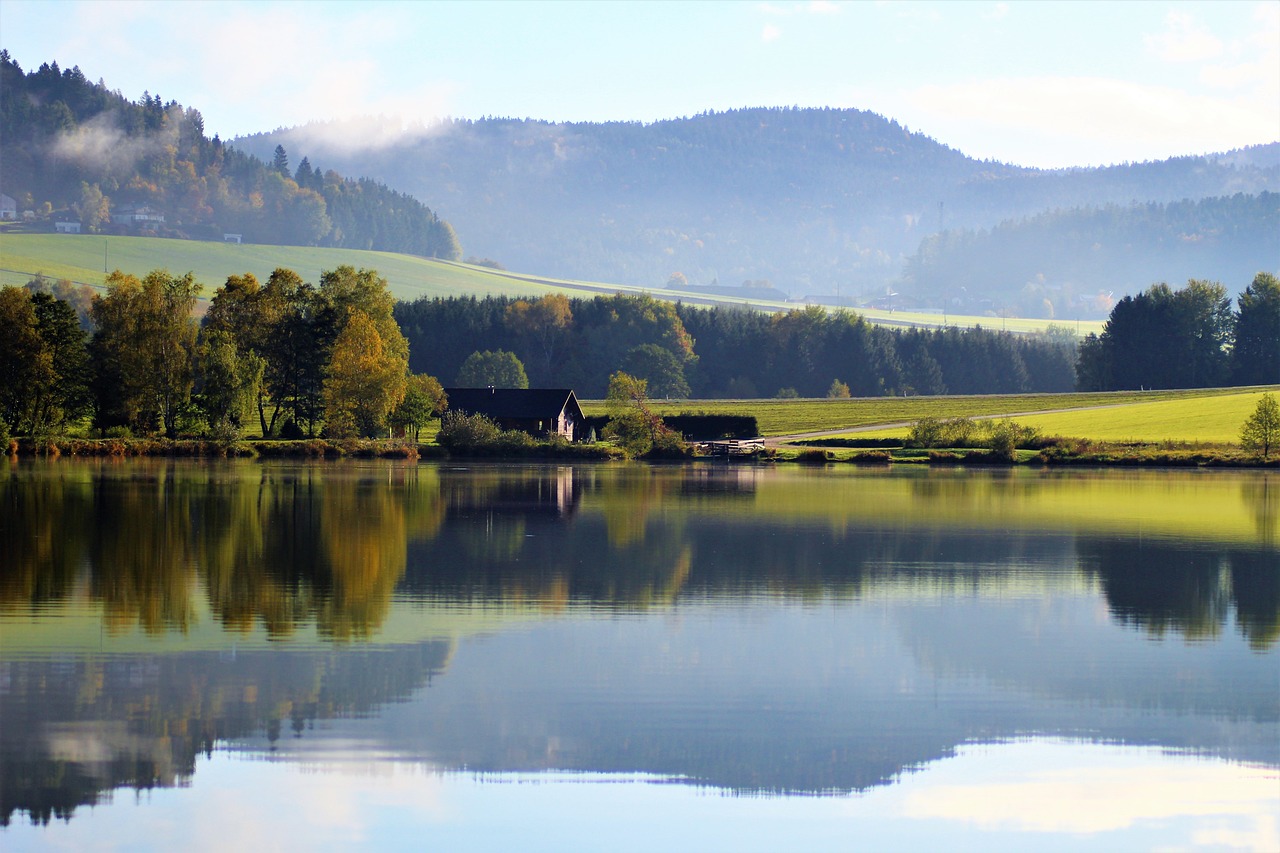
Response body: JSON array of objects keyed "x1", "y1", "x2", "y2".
[
  {"x1": 903, "y1": 192, "x2": 1280, "y2": 319},
  {"x1": 234, "y1": 110, "x2": 1280, "y2": 316},
  {"x1": 0, "y1": 54, "x2": 460, "y2": 259}
]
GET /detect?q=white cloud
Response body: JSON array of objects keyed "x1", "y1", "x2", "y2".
[
  {"x1": 762, "y1": 23, "x2": 783, "y2": 42},
  {"x1": 808, "y1": 1, "x2": 841, "y2": 14},
  {"x1": 880, "y1": 75, "x2": 1280, "y2": 166},
  {"x1": 901, "y1": 737, "x2": 1280, "y2": 845},
  {"x1": 1144, "y1": 11, "x2": 1223, "y2": 62}
]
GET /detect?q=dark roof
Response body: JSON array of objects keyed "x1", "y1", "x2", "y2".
[{"x1": 444, "y1": 388, "x2": 583, "y2": 420}]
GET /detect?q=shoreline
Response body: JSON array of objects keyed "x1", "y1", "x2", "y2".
[{"x1": 5, "y1": 437, "x2": 1276, "y2": 469}]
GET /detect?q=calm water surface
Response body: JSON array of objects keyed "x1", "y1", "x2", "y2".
[{"x1": 1, "y1": 460, "x2": 1276, "y2": 851}]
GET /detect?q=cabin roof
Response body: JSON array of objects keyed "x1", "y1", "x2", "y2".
[{"x1": 444, "y1": 388, "x2": 583, "y2": 420}]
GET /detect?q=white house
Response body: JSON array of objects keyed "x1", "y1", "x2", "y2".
[
  {"x1": 0, "y1": 193, "x2": 16, "y2": 220},
  {"x1": 55, "y1": 221, "x2": 81, "y2": 234},
  {"x1": 111, "y1": 204, "x2": 166, "y2": 227}
]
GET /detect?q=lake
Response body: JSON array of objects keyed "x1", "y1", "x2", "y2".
[{"x1": 1, "y1": 460, "x2": 1276, "y2": 851}]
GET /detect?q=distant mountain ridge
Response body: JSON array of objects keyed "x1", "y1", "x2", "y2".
[{"x1": 235, "y1": 110, "x2": 1280, "y2": 315}]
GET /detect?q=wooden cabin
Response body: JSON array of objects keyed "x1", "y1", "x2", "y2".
[{"x1": 444, "y1": 387, "x2": 586, "y2": 441}]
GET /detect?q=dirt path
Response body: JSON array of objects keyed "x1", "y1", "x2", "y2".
[{"x1": 764, "y1": 401, "x2": 1138, "y2": 445}]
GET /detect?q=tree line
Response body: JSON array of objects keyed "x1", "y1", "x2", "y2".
[
  {"x1": 0, "y1": 54, "x2": 460, "y2": 258},
  {"x1": 1076, "y1": 273, "x2": 1279, "y2": 390},
  {"x1": 0, "y1": 266, "x2": 435, "y2": 441},
  {"x1": 395, "y1": 293, "x2": 1079, "y2": 399}
]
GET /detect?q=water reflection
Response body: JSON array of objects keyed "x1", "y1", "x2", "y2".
[{"x1": 0, "y1": 462, "x2": 1275, "y2": 831}]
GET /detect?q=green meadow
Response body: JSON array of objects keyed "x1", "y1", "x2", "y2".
[
  {"x1": 583, "y1": 387, "x2": 1267, "y2": 439},
  {"x1": 0, "y1": 231, "x2": 1102, "y2": 334},
  {"x1": 781, "y1": 387, "x2": 1278, "y2": 444}
]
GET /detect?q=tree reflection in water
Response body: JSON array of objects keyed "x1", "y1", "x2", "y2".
[{"x1": 0, "y1": 462, "x2": 1276, "y2": 827}]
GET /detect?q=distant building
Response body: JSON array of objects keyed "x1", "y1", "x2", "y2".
[
  {"x1": 223, "y1": 233, "x2": 242, "y2": 244},
  {"x1": 55, "y1": 221, "x2": 81, "y2": 234},
  {"x1": 444, "y1": 387, "x2": 586, "y2": 441},
  {"x1": 111, "y1": 204, "x2": 166, "y2": 227},
  {"x1": 0, "y1": 193, "x2": 16, "y2": 220}
]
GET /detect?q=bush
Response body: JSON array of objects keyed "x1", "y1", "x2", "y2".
[
  {"x1": 796, "y1": 449, "x2": 832, "y2": 464},
  {"x1": 905, "y1": 417, "x2": 944, "y2": 448},
  {"x1": 984, "y1": 419, "x2": 1040, "y2": 460},
  {"x1": 850, "y1": 450, "x2": 892, "y2": 465},
  {"x1": 436, "y1": 410, "x2": 502, "y2": 449}
]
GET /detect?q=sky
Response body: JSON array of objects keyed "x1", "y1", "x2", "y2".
[{"x1": 1, "y1": 0, "x2": 1277, "y2": 169}]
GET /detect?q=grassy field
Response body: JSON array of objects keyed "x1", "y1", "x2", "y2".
[
  {"x1": 582, "y1": 387, "x2": 1270, "y2": 438},
  {"x1": 0, "y1": 231, "x2": 1103, "y2": 334},
  {"x1": 795, "y1": 388, "x2": 1277, "y2": 444}
]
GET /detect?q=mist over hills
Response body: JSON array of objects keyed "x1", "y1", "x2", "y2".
[{"x1": 235, "y1": 109, "x2": 1280, "y2": 318}]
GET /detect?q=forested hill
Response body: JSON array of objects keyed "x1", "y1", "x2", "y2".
[
  {"x1": 903, "y1": 192, "x2": 1280, "y2": 319},
  {"x1": 234, "y1": 109, "x2": 1280, "y2": 312},
  {"x1": 0, "y1": 54, "x2": 461, "y2": 259}
]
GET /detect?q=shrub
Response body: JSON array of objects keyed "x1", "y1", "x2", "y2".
[
  {"x1": 796, "y1": 449, "x2": 832, "y2": 464},
  {"x1": 437, "y1": 410, "x2": 502, "y2": 449},
  {"x1": 906, "y1": 417, "x2": 944, "y2": 448}
]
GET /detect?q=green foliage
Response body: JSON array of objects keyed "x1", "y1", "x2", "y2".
[
  {"x1": 1240, "y1": 393, "x2": 1279, "y2": 459},
  {"x1": 602, "y1": 371, "x2": 684, "y2": 458},
  {"x1": 1077, "y1": 279, "x2": 1233, "y2": 391},
  {"x1": 90, "y1": 269, "x2": 201, "y2": 437},
  {"x1": 197, "y1": 330, "x2": 262, "y2": 441},
  {"x1": 435, "y1": 409, "x2": 534, "y2": 453},
  {"x1": 456, "y1": 349, "x2": 529, "y2": 389},
  {"x1": 1233, "y1": 272, "x2": 1280, "y2": 386},
  {"x1": 826, "y1": 379, "x2": 851, "y2": 399},
  {"x1": 623, "y1": 343, "x2": 690, "y2": 398},
  {"x1": 775, "y1": 387, "x2": 799, "y2": 399},
  {"x1": 388, "y1": 373, "x2": 446, "y2": 442},
  {"x1": 904, "y1": 415, "x2": 1036, "y2": 454},
  {"x1": 985, "y1": 419, "x2": 1034, "y2": 460}
]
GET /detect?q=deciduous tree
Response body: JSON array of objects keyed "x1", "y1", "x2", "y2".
[
  {"x1": 1240, "y1": 392, "x2": 1279, "y2": 460},
  {"x1": 323, "y1": 310, "x2": 408, "y2": 438},
  {"x1": 456, "y1": 349, "x2": 529, "y2": 389}
]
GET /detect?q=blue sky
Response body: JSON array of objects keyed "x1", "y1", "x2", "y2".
[{"x1": 2, "y1": 0, "x2": 1276, "y2": 168}]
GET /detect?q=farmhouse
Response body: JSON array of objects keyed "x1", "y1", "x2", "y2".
[
  {"x1": 55, "y1": 221, "x2": 81, "y2": 233},
  {"x1": 111, "y1": 204, "x2": 166, "y2": 228},
  {"x1": 445, "y1": 387, "x2": 586, "y2": 441},
  {"x1": 0, "y1": 193, "x2": 16, "y2": 220}
]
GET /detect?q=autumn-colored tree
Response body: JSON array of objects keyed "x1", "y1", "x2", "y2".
[
  {"x1": 388, "y1": 373, "x2": 447, "y2": 441},
  {"x1": 505, "y1": 293, "x2": 572, "y2": 380},
  {"x1": 323, "y1": 310, "x2": 408, "y2": 438}
]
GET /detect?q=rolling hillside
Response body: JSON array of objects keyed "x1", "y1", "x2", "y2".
[{"x1": 0, "y1": 231, "x2": 1101, "y2": 335}]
